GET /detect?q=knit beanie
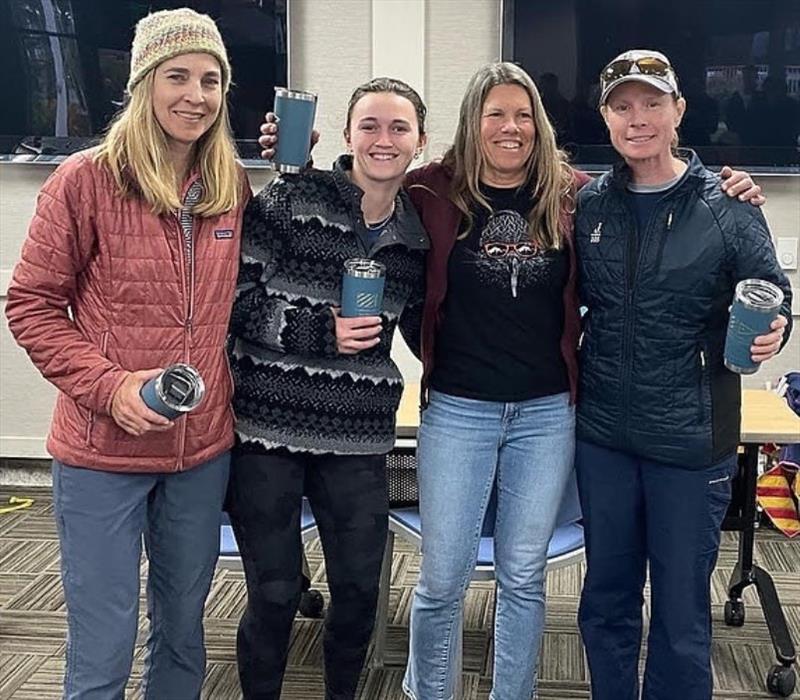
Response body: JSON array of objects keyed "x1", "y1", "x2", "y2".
[{"x1": 127, "y1": 8, "x2": 231, "y2": 94}]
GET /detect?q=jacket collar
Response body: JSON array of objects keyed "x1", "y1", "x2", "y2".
[
  {"x1": 332, "y1": 154, "x2": 430, "y2": 251},
  {"x1": 608, "y1": 148, "x2": 705, "y2": 193}
]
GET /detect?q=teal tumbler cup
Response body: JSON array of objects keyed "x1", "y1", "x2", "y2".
[
  {"x1": 270, "y1": 87, "x2": 317, "y2": 173},
  {"x1": 341, "y1": 259, "x2": 386, "y2": 317},
  {"x1": 724, "y1": 279, "x2": 784, "y2": 374}
]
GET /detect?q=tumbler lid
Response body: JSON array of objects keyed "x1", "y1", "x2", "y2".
[
  {"x1": 735, "y1": 279, "x2": 784, "y2": 310},
  {"x1": 274, "y1": 87, "x2": 317, "y2": 102},
  {"x1": 156, "y1": 364, "x2": 205, "y2": 412},
  {"x1": 343, "y1": 258, "x2": 386, "y2": 279}
]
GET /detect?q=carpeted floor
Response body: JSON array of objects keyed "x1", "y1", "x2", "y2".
[{"x1": 0, "y1": 486, "x2": 798, "y2": 699}]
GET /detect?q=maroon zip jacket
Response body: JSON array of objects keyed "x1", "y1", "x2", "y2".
[{"x1": 404, "y1": 161, "x2": 591, "y2": 406}]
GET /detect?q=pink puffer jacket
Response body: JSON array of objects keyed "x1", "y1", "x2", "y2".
[{"x1": 5, "y1": 151, "x2": 250, "y2": 472}]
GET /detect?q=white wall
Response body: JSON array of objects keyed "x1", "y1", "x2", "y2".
[{"x1": 0, "y1": 0, "x2": 797, "y2": 459}]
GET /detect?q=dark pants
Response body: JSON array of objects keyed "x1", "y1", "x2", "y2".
[
  {"x1": 575, "y1": 440, "x2": 737, "y2": 700},
  {"x1": 226, "y1": 447, "x2": 389, "y2": 700}
]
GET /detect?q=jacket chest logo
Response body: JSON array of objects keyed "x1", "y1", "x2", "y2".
[
  {"x1": 214, "y1": 229, "x2": 234, "y2": 240},
  {"x1": 590, "y1": 222, "x2": 603, "y2": 244}
]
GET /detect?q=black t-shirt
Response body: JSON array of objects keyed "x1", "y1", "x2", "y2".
[{"x1": 429, "y1": 183, "x2": 569, "y2": 401}]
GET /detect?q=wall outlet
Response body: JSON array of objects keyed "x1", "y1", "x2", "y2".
[{"x1": 776, "y1": 237, "x2": 798, "y2": 270}]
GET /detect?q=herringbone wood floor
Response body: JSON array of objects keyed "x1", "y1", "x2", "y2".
[{"x1": 1, "y1": 487, "x2": 798, "y2": 699}]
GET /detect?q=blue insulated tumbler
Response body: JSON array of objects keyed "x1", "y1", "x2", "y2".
[
  {"x1": 340, "y1": 258, "x2": 386, "y2": 317},
  {"x1": 140, "y1": 364, "x2": 205, "y2": 420},
  {"x1": 269, "y1": 87, "x2": 317, "y2": 173},
  {"x1": 724, "y1": 279, "x2": 784, "y2": 374}
]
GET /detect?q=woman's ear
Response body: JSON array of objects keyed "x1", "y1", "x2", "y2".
[
  {"x1": 675, "y1": 97, "x2": 687, "y2": 127},
  {"x1": 599, "y1": 105, "x2": 610, "y2": 129},
  {"x1": 343, "y1": 129, "x2": 352, "y2": 152}
]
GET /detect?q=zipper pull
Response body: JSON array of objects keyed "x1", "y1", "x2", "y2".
[
  {"x1": 700, "y1": 349, "x2": 706, "y2": 368},
  {"x1": 666, "y1": 211, "x2": 673, "y2": 230}
]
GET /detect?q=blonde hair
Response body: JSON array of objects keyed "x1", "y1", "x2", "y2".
[
  {"x1": 442, "y1": 62, "x2": 574, "y2": 249},
  {"x1": 94, "y1": 69, "x2": 241, "y2": 217}
]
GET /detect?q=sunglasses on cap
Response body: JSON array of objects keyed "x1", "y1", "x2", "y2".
[{"x1": 602, "y1": 56, "x2": 674, "y2": 83}]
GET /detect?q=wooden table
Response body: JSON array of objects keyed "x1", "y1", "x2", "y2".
[
  {"x1": 727, "y1": 389, "x2": 798, "y2": 695},
  {"x1": 741, "y1": 388, "x2": 800, "y2": 444},
  {"x1": 397, "y1": 386, "x2": 800, "y2": 442}
]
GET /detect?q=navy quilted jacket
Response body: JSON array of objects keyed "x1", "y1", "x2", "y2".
[{"x1": 575, "y1": 151, "x2": 792, "y2": 468}]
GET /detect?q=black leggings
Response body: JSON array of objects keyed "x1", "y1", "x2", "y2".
[{"x1": 226, "y1": 447, "x2": 388, "y2": 700}]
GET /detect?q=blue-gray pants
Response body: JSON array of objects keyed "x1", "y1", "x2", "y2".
[{"x1": 52, "y1": 452, "x2": 230, "y2": 700}]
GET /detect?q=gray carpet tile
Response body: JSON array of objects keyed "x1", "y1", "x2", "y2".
[{"x1": 0, "y1": 487, "x2": 798, "y2": 699}]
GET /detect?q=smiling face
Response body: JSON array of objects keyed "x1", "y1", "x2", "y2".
[
  {"x1": 345, "y1": 91, "x2": 426, "y2": 188},
  {"x1": 152, "y1": 53, "x2": 222, "y2": 156},
  {"x1": 479, "y1": 83, "x2": 536, "y2": 187},
  {"x1": 602, "y1": 81, "x2": 685, "y2": 170}
]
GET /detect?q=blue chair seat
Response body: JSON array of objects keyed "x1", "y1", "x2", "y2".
[
  {"x1": 372, "y1": 473, "x2": 586, "y2": 667},
  {"x1": 218, "y1": 498, "x2": 319, "y2": 567},
  {"x1": 388, "y1": 507, "x2": 584, "y2": 580}
]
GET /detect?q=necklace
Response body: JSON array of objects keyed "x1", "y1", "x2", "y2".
[{"x1": 365, "y1": 203, "x2": 395, "y2": 231}]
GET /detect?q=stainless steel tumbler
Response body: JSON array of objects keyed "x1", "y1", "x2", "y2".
[
  {"x1": 724, "y1": 279, "x2": 784, "y2": 374},
  {"x1": 140, "y1": 364, "x2": 205, "y2": 420}
]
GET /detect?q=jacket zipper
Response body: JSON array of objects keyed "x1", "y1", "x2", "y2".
[
  {"x1": 619, "y1": 201, "x2": 676, "y2": 443},
  {"x1": 174, "y1": 212, "x2": 190, "y2": 471},
  {"x1": 620, "y1": 206, "x2": 638, "y2": 446}
]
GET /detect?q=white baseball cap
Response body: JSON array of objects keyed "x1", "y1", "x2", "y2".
[{"x1": 599, "y1": 49, "x2": 680, "y2": 106}]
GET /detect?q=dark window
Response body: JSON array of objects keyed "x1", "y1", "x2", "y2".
[
  {"x1": 503, "y1": 0, "x2": 800, "y2": 168},
  {"x1": 0, "y1": 0, "x2": 287, "y2": 156}
]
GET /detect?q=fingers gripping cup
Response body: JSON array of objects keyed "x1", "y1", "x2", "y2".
[
  {"x1": 140, "y1": 364, "x2": 205, "y2": 420},
  {"x1": 341, "y1": 258, "x2": 386, "y2": 317},
  {"x1": 269, "y1": 87, "x2": 317, "y2": 173},
  {"x1": 724, "y1": 279, "x2": 784, "y2": 375}
]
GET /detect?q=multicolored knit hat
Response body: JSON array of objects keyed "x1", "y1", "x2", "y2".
[{"x1": 127, "y1": 8, "x2": 231, "y2": 94}]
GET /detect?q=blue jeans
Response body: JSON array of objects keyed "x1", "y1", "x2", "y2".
[
  {"x1": 403, "y1": 390, "x2": 575, "y2": 700},
  {"x1": 52, "y1": 452, "x2": 230, "y2": 700},
  {"x1": 575, "y1": 441, "x2": 737, "y2": 700}
]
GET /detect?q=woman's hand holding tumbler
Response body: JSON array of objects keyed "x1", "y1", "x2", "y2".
[
  {"x1": 332, "y1": 308, "x2": 382, "y2": 355},
  {"x1": 259, "y1": 111, "x2": 319, "y2": 162},
  {"x1": 111, "y1": 369, "x2": 173, "y2": 436}
]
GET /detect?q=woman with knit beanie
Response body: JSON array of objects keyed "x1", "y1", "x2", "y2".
[{"x1": 5, "y1": 8, "x2": 249, "y2": 698}]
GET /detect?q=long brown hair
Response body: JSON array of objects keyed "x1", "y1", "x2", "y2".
[{"x1": 442, "y1": 62, "x2": 574, "y2": 249}]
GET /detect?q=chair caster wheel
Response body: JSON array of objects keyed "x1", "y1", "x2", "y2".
[
  {"x1": 298, "y1": 588, "x2": 325, "y2": 618},
  {"x1": 724, "y1": 599, "x2": 745, "y2": 627},
  {"x1": 766, "y1": 664, "x2": 796, "y2": 697}
]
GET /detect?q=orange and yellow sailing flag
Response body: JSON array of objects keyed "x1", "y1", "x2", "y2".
[{"x1": 757, "y1": 461, "x2": 800, "y2": 538}]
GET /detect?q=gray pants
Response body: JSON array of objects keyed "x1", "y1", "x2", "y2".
[{"x1": 52, "y1": 452, "x2": 230, "y2": 700}]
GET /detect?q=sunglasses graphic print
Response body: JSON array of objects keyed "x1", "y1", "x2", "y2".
[{"x1": 473, "y1": 209, "x2": 548, "y2": 298}]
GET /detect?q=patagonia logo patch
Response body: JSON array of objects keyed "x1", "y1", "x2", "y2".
[{"x1": 214, "y1": 229, "x2": 234, "y2": 239}]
